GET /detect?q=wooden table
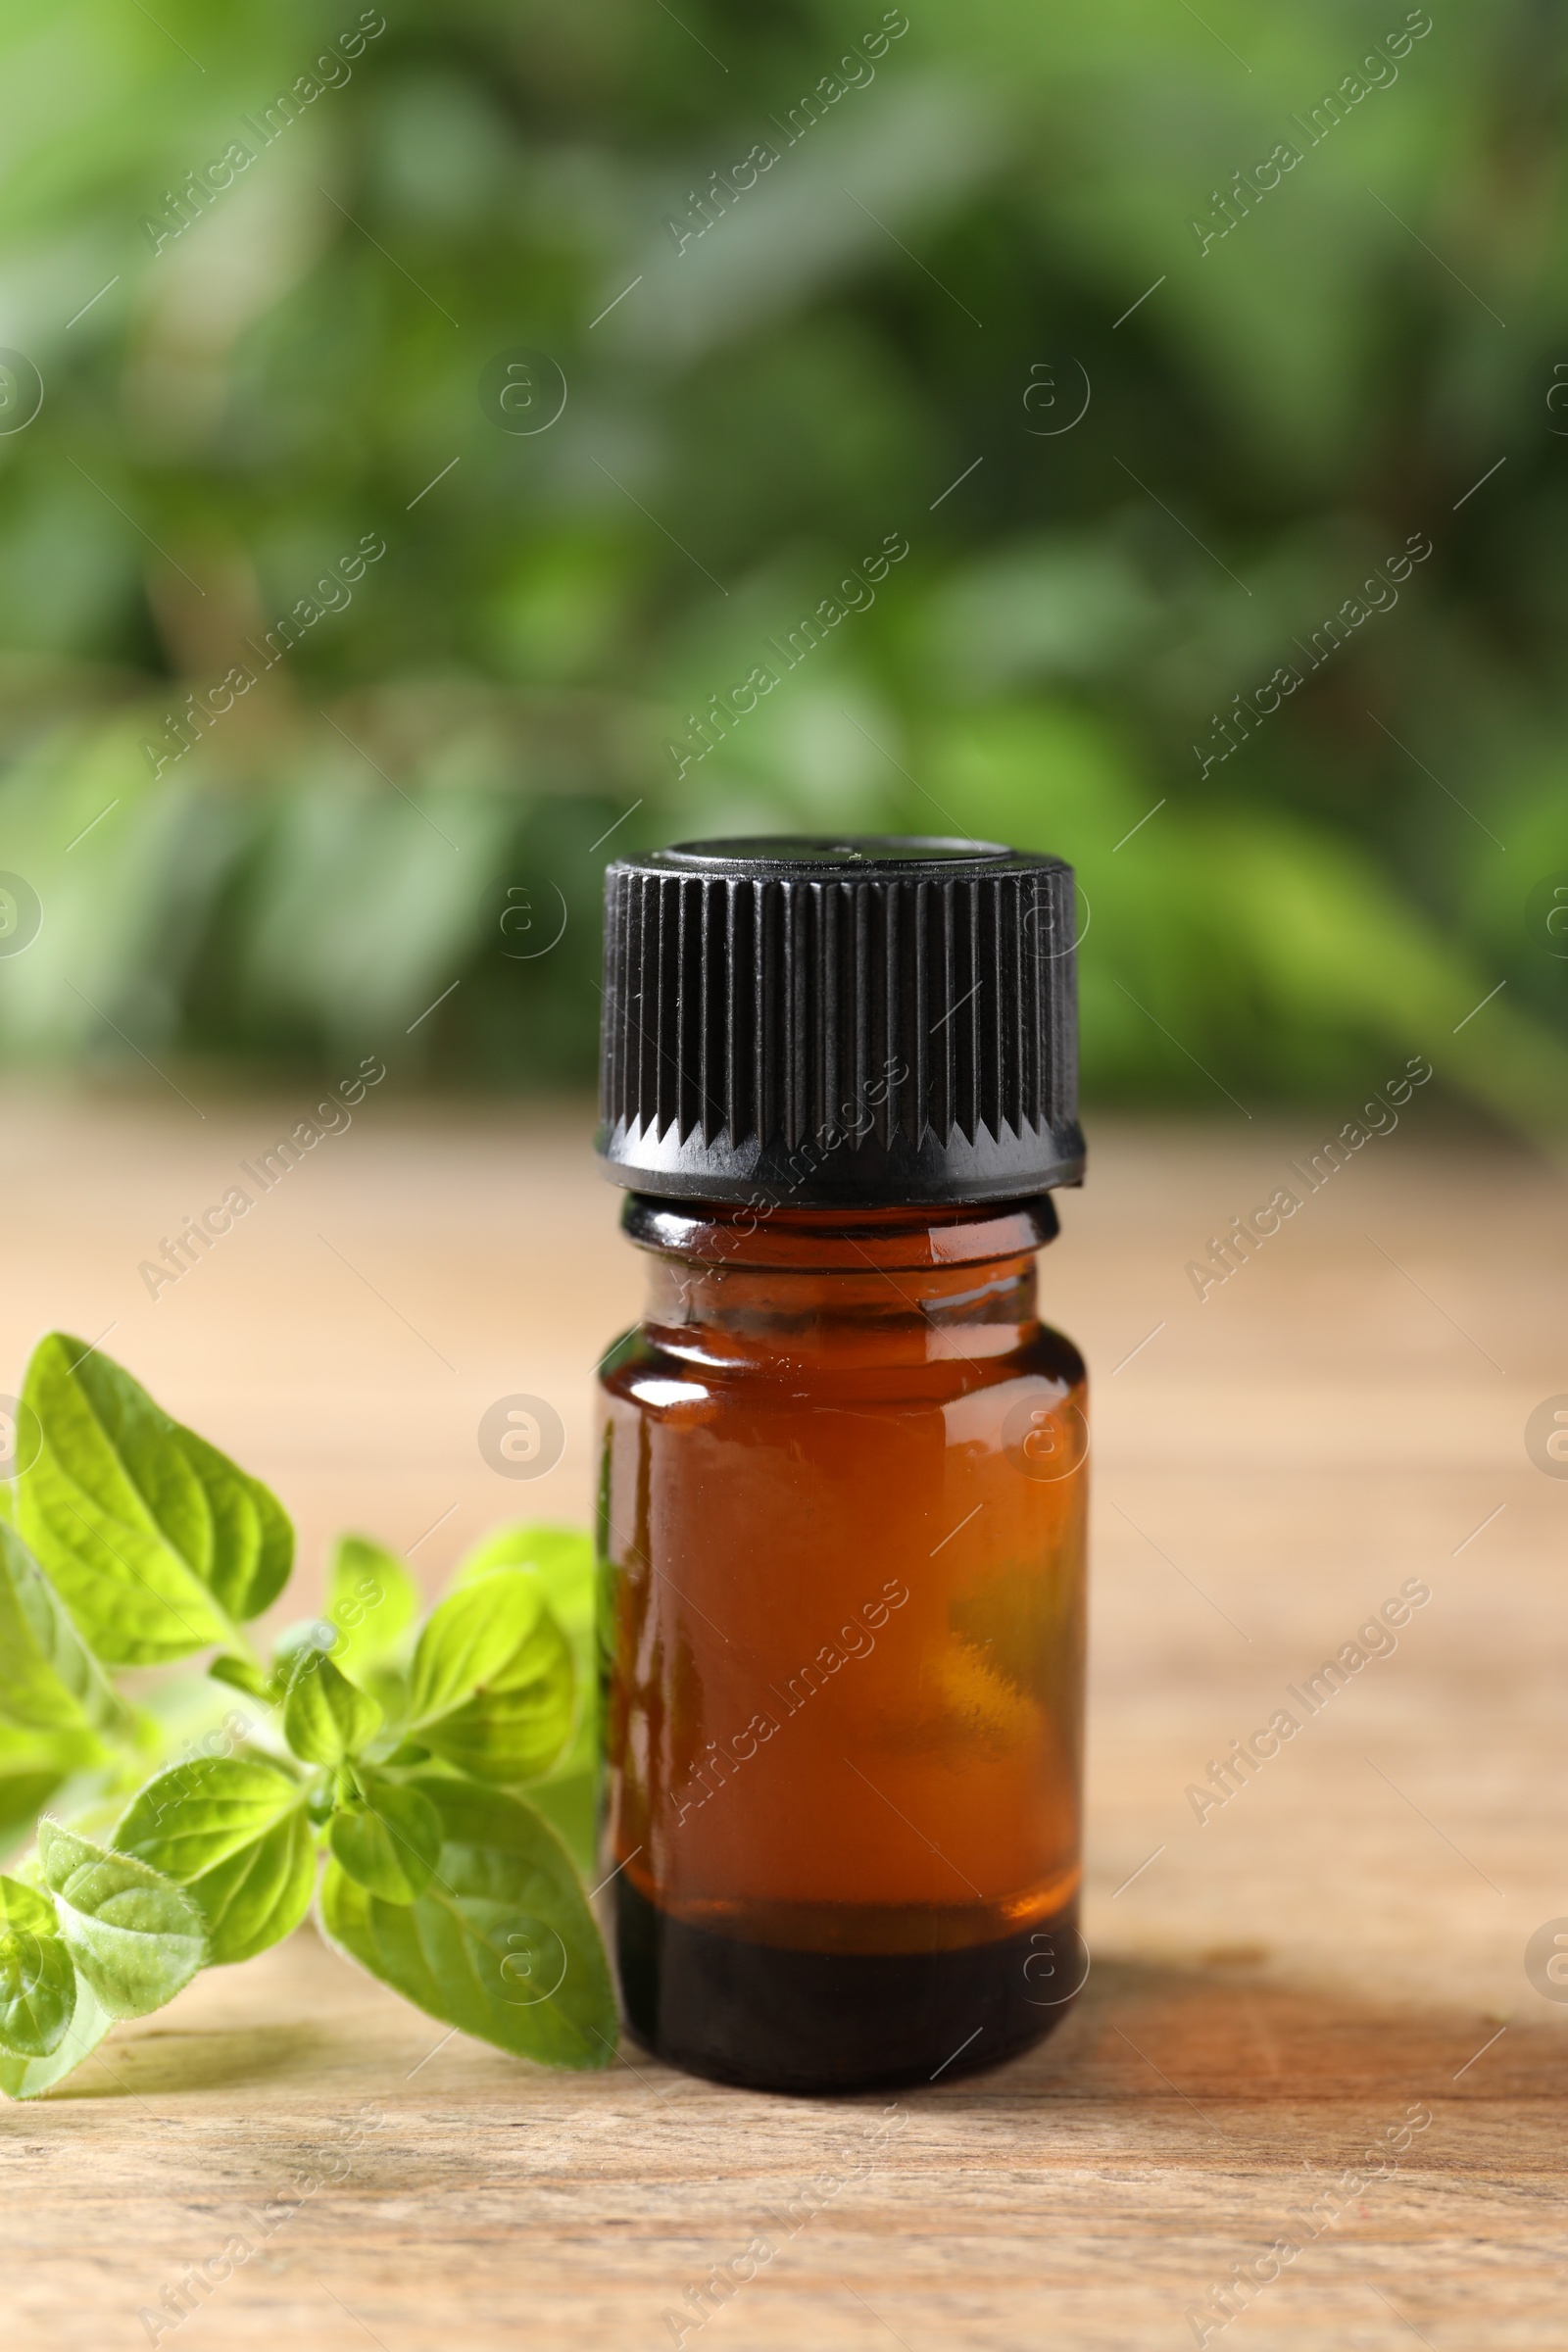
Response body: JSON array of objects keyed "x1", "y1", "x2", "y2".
[{"x1": 3, "y1": 1087, "x2": 1564, "y2": 2350}]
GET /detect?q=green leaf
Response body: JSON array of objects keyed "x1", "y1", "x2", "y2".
[
  {"x1": 0, "y1": 1974, "x2": 112, "y2": 2101},
  {"x1": 0, "y1": 1875, "x2": 74, "y2": 2057},
  {"x1": 404, "y1": 1572, "x2": 574, "y2": 1784},
  {"x1": 36, "y1": 1819, "x2": 205, "y2": 2019},
  {"x1": 523, "y1": 1772, "x2": 598, "y2": 1880},
  {"x1": 172, "y1": 1424, "x2": 293, "y2": 1624},
  {"x1": 324, "y1": 1535, "x2": 420, "y2": 1673},
  {"x1": 208, "y1": 1654, "x2": 271, "y2": 1701},
  {"x1": 114, "y1": 1757, "x2": 315, "y2": 1966},
  {"x1": 0, "y1": 1521, "x2": 128, "y2": 1740},
  {"x1": 328, "y1": 1773, "x2": 440, "y2": 1904},
  {"x1": 283, "y1": 1651, "x2": 382, "y2": 1765},
  {"x1": 16, "y1": 1335, "x2": 294, "y2": 1665},
  {"x1": 453, "y1": 1523, "x2": 593, "y2": 1614},
  {"x1": 451, "y1": 1530, "x2": 597, "y2": 1840},
  {"x1": 318, "y1": 1778, "x2": 615, "y2": 2070}
]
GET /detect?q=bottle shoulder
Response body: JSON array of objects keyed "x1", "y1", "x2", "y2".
[{"x1": 598, "y1": 1316, "x2": 1086, "y2": 1411}]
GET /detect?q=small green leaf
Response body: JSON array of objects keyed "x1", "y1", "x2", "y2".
[
  {"x1": 318, "y1": 1778, "x2": 615, "y2": 2070},
  {"x1": 524, "y1": 1773, "x2": 598, "y2": 1878},
  {"x1": 172, "y1": 1424, "x2": 293, "y2": 1625},
  {"x1": 114, "y1": 1757, "x2": 315, "y2": 1966},
  {"x1": 17, "y1": 1335, "x2": 293, "y2": 1665},
  {"x1": 208, "y1": 1654, "x2": 271, "y2": 1701},
  {"x1": 0, "y1": 1973, "x2": 112, "y2": 2100},
  {"x1": 36, "y1": 1819, "x2": 205, "y2": 2019},
  {"x1": 328, "y1": 1773, "x2": 441, "y2": 1903},
  {"x1": 450, "y1": 1529, "x2": 598, "y2": 1853},
  {"x1": 324, "y1": 1535, "x2": 420, "y2": 1673},
  {"x1": 283, "y1": 1651, "x2": 382, "y2": 1766},
  {"x1": 452, "y1": 1531, "x2": 595, "y2": 1758},
  {"x1": 0, "y1": 1523, "x2": 128, "y2": 1741},
  {"x1": 404, "y1": 1572, "x2": 574, "y2": 1784},
  {"x1": 453, "y1": 1524, "x2": 592, "y2": 1611},
  {"x1": 407, "y1": 1572, "x2": 542, "y2": 1719},
  {"x1": 0, "y1": 1875, "x2": 74, "y2": 2058}
]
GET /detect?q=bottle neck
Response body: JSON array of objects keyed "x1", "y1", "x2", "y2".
[{"x1": 622, "y1": 1194, "x2": 1058, "y2": 1369}]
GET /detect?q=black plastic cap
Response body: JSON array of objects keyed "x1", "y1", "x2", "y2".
[{"x1": 595, "y1": 835, "x2": 1085, "y2": 1206}]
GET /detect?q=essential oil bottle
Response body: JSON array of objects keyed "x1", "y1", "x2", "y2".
[{"x1": 593, "y1": 837, "x2": 1088, "y2": 2093}]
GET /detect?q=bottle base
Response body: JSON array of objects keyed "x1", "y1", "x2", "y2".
[{"x1": 615, "y1": 1878, "x2": 1081, "y2": 2095}]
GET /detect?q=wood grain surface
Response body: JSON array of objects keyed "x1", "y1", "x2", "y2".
[{"x1": 2, "y1": 1084, "x2": 1564, "y2": 2352}]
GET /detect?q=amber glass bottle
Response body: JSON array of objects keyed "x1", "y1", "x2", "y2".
[{"x1": 594, "y1": 839, "x2": 1088, "y2": 2092}]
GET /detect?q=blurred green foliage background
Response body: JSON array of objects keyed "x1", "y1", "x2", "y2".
[{"x1": 1, "y1": 0, "x2": 1565, "y2": 1127}]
